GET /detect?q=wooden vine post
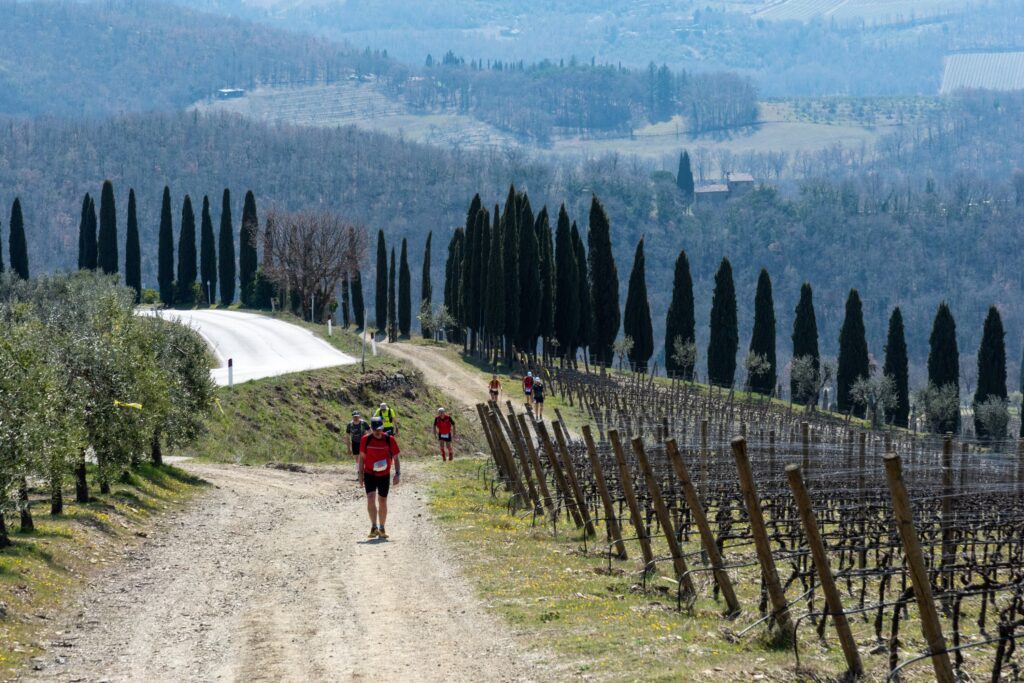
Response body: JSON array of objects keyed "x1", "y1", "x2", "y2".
[
  {"x1": 516, "y1": 414, "x2": 556, "y2": 520},
  {"x1": 883, "y1": 452, "x2": 955, "y2": 683},
  {"x1": 609, "y1": 429, "x2": 655, "y2": 568},
  {"x1": 552, "y1": 420, "x2": 596, "y2": 537},
  {"x1": 665, "y1": 439, "x2": 740, "y2": 615},
  {"x1": 731, "y1": 436, "x2": 795, "y2": 641},
  {"x1": 631, "y1": 437, "x2": 695, "y2": 594},
  {"x1": 533, "y1": 419, "x2": 586, "y2": 529},
  {"x1": 581, "y1": 426, "x2": 627, "y2": 559},
  {"x1": 785, "y1": 464, "x2": 863, "y2": 677}
]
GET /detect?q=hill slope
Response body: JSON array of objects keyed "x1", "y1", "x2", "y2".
[{"x1": 0, "y1": 0, "x2": 379, "y2": 117}]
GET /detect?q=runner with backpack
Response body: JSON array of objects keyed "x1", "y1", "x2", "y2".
[
  {"x1": 433, "y1": 407, "x2": 456, "y2": 461},
  {"x1": 374, "y1": 402, "x2": 399, "y2": 436},
  {"x1": 532, "y1": 380, "x2": 546, "y2": 419},
  {"x1": 358, "y1": 416, "x2": 401, "y2": 539},
  {"x1": 522, "y1": 371, "x2": 534, "y2": 405}
]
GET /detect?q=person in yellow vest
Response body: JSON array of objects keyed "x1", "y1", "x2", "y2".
[{"x1": 374, "y1": 402, "x2": 399, "y2": 436}]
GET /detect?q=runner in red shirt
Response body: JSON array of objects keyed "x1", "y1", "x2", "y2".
[
  {"x1": 433, "y1": 407, "x2": 456, "y2": 461},
  {"x1": 358, "y1": 416, "x2": 401, "y2": 539},
  {"x1": 523, "y1": 371, "x2": 535, "y2": 405}
]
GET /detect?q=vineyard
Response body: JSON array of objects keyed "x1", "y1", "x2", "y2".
[
  {"x1": 475, "y1": 367, "x2": 1024, "y2": 680},
  {"x1": 941, "y1": 52, "x2": 1024, "y2": 94}
]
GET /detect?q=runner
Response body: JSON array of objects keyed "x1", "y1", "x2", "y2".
[
  {"x1": 532, "y1": 379, "x2": 546, "y2": 419},
  {"x1": 374, "y1": 401, "x2": 399, "y2": 436},
  {"x1": 345, "y1": 410, "x2": 370, "y2": 463},
  {"x1": 488, "y1": 374, "x2": 501, "y2": 402},
  {"x1": 433, "y1": 407, "x2": 456, "y2": 461},
  {"x1": 522, "y1": 371, "x2": 534, "y2": 405},
  {"x1": 358, "y1": 416, "x2": 401, "y2": 539}
]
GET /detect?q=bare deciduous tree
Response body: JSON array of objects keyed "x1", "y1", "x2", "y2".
[{"x1": 262, "y1": 209, "x2": 368, "y2": 322}]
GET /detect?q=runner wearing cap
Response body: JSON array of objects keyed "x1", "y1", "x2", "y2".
[
  {"x1": 374, "y1": 402, "x2": 398, "y2": 436},
  {"x1": 345, "y1": 410, "x2": 370, "y2": 463},
  {"x1": 433, "y1": 407, "x2": 456, "y2": 461},
  {"x1": 532, "y1": 379, "x2": 546, "y2": 419},
  {"x1": 358, "y1": 416, "x2": 401, "y2": 539},
  {"x1": 523, "y1": 371, "x2": 534, "y2": 405}
]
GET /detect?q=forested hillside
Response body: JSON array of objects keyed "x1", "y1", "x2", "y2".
[
  {"x1": 0, "y1": 99, "x2": 1022, "y2": 381},
  {"x1": 0, "y1": 0, "x2": 384, "y2": 117},
  {"x1": 176, "y1": 0, "x2": 1024, "y2": 96}
]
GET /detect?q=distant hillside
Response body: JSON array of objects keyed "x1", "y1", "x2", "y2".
[
  {"x1": 0, "y1": 0, "x2": 384, "y2": 117},
  {"x1": 0, "y1": 100, "x2": 1022, "y2": 381},
  {"x1": 173, "y1": 0, "x2": 1024, "y2": 97}
]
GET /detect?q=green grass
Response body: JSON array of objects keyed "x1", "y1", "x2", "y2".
[{"x1": 0, "y1": 463, "x2": 205, "y2": 678}]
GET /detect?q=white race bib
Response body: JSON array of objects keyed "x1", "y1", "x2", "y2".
[{"x1": 373, "y1": 459, "x2": 388, "y2": 472}]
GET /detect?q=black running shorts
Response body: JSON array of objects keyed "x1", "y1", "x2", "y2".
[{"x1": 363, "y1": 472, "x2": 391, "y2": 498}]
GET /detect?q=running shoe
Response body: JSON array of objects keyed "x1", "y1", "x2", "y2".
[
  {"x1": 368, "y1": 526, "x2": 379, "y2": 539},
  {"x1": 377, "y1": 527, "x2": 389, "y2": 539}
]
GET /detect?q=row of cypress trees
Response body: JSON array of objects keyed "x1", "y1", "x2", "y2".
[
  {"x1": 428, "y1": 189, "x2": 1013, "y2": 435},
  {"x1": 437, "y1": 188, "x2": 620, "y2": 367},
  {"x1": 0, "y1": 198, "x2": 30, "y2": 281},
  {"x1": 75, "y1": 182, "x2": 260, "y2": 308}
]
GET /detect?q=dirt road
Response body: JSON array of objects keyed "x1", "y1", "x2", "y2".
[
  {"x1": 22, "y1": 463, "x2": 551, "y2": 682},
  {"x1": 380, "y1": 342, "x2": 492, "y2": 412}
]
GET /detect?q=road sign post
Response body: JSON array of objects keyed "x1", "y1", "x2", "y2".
[{"x1": 228, "y1": 358, "x2": 234, "y2": 389}]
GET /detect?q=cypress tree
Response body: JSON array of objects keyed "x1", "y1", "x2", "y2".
[
  {"x1": 77, "y1": 193, "x2": 97, "y2": 270},
  {"x1": 238, "y1": 191, "x2": 258, "y2": 306},
  {"x1": 791, "y1": 283, "x2": 820, "y2": 405},
  {"x1": 399, "y1": 238, "x2": 412, "y2": 338},
  {"x1": 218, "y1": 189, "x2": 236, "y2": 305},
  {"x1": 8, "y1": 198, "x2": 28, "y2": 280},
  {"x1": 623, "y1": 237, "x2": 653, "y2": 372},
  {"x1": 747, "y1": 269, "x2": 777, "y2": 395},
  {"x1": 485, "y1": 209, "x2": 505, "y2": 350},
  {"x1": 475, "y1": 208, "x2": 492, "y2": 342},
  {"x1": 158, "y1": 187, "x2": 174, "y2": 306},
  {"x1": 502, "y1": 186, "x2": 520, "y2": 356},
  {"x1": 883, "y1": 307, "x2": 910, "y2": 427},
  {"x1": 974, "y1": 306, "x2": 1007, "y2": 438},
  {"x1": 460, "y1": 196, "x2": 481, "y2": 347},
  {"x1": 387, "y1": 248, "x2": 397, "y2": 342},
  {"x1": 587, "y1": 196, "x2": 619, "y2": 367},
  {"x1": 341, "y1": 275, "x2": 351, "y2": 327},
  {"x1": 176, "y1": 195, "x2": 197, "y2": 306},
  {"x1": 677, "y1": 150, "x2": 695, "y2": 205},
  {"x1": 199, "y1": 196, "x2": 217, "y2": 305},
  {"x1": 351, "y1": 271, "x2": 365, "y2": 329},
  {"x1": 375, "y1": 230, "x2": 388, "y2": 334},
  {"x1": 421, "y1": 231, "x2": 433, "y2": 338},
  {"x1": 928, "y1": 302, "x2": 960, "y2": 433},
  {"x1": 836, "y1": 289, "x2": 870, "y2": 417},
  {"x1": 665, "y1": 248, "x2": 696, "y2": 379},
  {"x1": 554, "y1": 205, "x2": 578, "y2": 360},
  {"x1": 707, "y1": 258, "x2": 738, "y2": 387},
  {"x1": 125, "y1": 189, "x2": 141, "y2": 302},
  {"x1": 444, "y1": 229, "x2": 465, "y2": 342},
  {"x1": 572, "y1": 221, "x2": 592, "y2": 360},
  {"x1": 518, "y1": 194, "x2": 541, "y2": 353},
  {"x1": 97, "y1": 180, "x2": 118, "y2": 275},
  {"x1": 536, "y1": 208, "x2": 555, "y2": 359}
]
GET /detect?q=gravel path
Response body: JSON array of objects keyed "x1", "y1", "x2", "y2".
[{"x1": 21, "y1": 462, "x2": 551, "y2": 682}]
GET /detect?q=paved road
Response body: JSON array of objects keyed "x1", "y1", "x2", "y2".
[{"x1": 152, "y1": 309, "x2": 355, "y2": 386}]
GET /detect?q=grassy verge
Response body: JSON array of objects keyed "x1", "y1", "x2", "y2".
[
  {"x1": 0, "y1": 464, "x2": 205, "y2": 679},
  {"x1": 185, "y1": 322, "x2": 484, "y2": 464},
  {"x1": 429, "y1": 457, "x2": 946, "y2": 682}
]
